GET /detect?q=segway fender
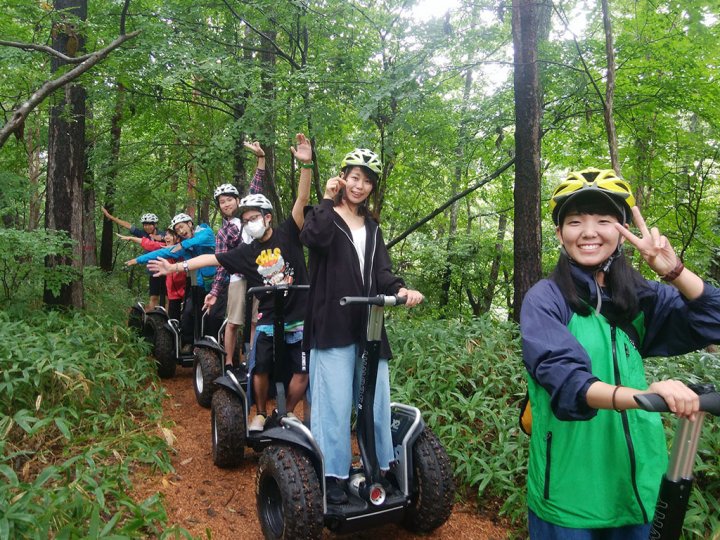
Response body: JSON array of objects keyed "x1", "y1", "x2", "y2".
[
  {"x1": 262, "y1": 422, "x2": 324, "y2": 481},
  {"x1": 214, "y1": 374, "x2": 247, "y2": 398},
  {"x1": 195, "y1": 337, "x2": 225, "y2": 356}
]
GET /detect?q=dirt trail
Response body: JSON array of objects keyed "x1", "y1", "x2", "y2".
[{"x1": 133, "y1": 366, "x2": 509, "y2": 539}]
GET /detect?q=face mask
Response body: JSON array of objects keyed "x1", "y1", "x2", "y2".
[{"x1": 244, "y1": 217, "x2": 267, "y2": 239}]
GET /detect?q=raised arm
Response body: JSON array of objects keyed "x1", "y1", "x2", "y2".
[
  {"x1": 290, "y1": 133, "x2": 313, "y2": 228},
  {"x1": 102, "y1": 207, "x2": 132, "y2": 230}
]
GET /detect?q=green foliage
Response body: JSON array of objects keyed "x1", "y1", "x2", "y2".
[
  {"x1": 0, "y1": 291, "x2": 175, "y2": 537},
  {"x1": 387, "y1": 316, "x2": 528, "y2": 529},
  {"x1": 0, "y1": 228, "x2": 78, "y2": 301}
]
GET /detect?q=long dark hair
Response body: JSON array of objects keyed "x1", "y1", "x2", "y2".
[
  {"x1": 334, "y1": 165, "x2": 379, "y2": 219},
  {"x1": 550, "y1": 250, "x2": 645, "y2": 325}
]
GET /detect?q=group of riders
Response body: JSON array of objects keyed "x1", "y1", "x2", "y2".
[{"x1": 108, "y1": 133, "x2": 720, "y2": 535}]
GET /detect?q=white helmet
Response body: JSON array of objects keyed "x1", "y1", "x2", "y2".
[
  {"x1": 238, "y1": 194, "x2": 273, "y2": 214},
  {"x1": 140, "y1": 213, "x2": 159, "y2": 224},
  {"x1": 169, "y1": 213, "x2": 193, "y2": 230},
  {"x1": 213, "y1": 183, "x2": 240, "y2": 201}
]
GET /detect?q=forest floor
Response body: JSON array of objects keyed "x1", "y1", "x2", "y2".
[{"x1": 132, "y1": 366, "x2": 510, "y2": 539}]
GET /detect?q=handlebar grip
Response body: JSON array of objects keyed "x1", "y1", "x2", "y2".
[
  {"x1": 247, "y1": 284, "x2": 310, "y2": 295},
  {"x1": 634, "y1": 392, "x2": 720, "y2": 416},
  {"x1": 339, "y1": 295, "x2": 407, "y2": 307}
]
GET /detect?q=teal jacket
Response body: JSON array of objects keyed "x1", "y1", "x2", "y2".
[
  {"x1": 136, "y1": 223, "x2": 216, "y2": 291},
  {"x1": 521, "y1": 264, "x2": 720, "y2": 528}
]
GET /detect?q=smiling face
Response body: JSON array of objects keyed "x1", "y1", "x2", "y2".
[
  {"x1": 217, "y1": 194, "x2": 239, "y2": 219},
  {"x1": 556, "y1": 211, "x2": 623, "y2": 268},
  {"x1": 343, "y1": 166, "x2": 374, "y2": 205},
  {"x1": 142, "y1": 222, "x2": 156, "y2": 235}
]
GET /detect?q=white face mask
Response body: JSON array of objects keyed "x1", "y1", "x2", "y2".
[{"x1": 244, "y1": 216, "x2": 267, "y2": 239}]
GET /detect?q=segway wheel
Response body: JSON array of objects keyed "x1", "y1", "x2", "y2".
[
  {"x1": 256, "y1": 445, "x2": 323, "y2": 540},
  {"x1": 128, "y1": 307, "x2": 143, "y2": 333},
  {"x1": 153, "y1": 323, "x2": 177, "y2": 379},
  {"x1": 403, "y1": 427, "x2": 455, "y2": 533},
  {"x1": 142, "y1": 312, "x2": 163, "y2": 345},
  {"x1": 193, "y1": 347, "x2": 222, "y2": 408},
  {"x1": 211, "y1": 387, "x2": 246, "y2": 468}
]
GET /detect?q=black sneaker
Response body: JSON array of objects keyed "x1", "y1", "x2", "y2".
[{"x1": 325, "y1": 477, "x2": 348, "y2": 504}]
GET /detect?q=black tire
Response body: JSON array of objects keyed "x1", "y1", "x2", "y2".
[
  {"x1": 402, "y1": 427, "x2": 455, "y2": 533},
  {"x1": 194, "y1": 347, "x2": 222, "y2": 408},
  {"x1": 256, "y1": 445, "x2": 323, "y2": 540},
  {"x1": 153, "y1": 323, "x2": 177, "y2": 379},
  {"x1": 211, "y1": 387, "x2": 246, "y2": 468},
  {"x1": 142, "y1": 312, "x2": 163, "y2": 344},
  {"x1": 128, "y1": 308, "x2": 143, "y2": 333}
]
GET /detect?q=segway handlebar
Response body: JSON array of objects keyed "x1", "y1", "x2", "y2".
[
  {"x1": 247, "y1": 284, "x2": 310, "y2": 295},
  {"x1": 634, "y1": 384, "x2": 720, "y2": 416},
  {"x1": 339, "y1": 294, "x2": 408, "y2": 307}
]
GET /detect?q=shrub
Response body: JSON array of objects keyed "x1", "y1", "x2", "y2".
[{"x1": 0, "y1": 303, "x2": 173, "y2": 537}]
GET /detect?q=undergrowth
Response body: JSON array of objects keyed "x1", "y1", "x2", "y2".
[{"x1": 0, "y1": 269, "x2": 184, "y2": 539}]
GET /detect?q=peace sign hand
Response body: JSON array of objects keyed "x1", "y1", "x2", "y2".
[{"x1": 614, "y1": 206, "x2": 678, "y2": 277}]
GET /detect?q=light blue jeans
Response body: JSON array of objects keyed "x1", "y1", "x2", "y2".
[{"x1": 310, "y1": 344, "x2": 394, "y2": 479}]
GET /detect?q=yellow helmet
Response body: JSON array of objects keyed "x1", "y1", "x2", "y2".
[{"x1": 550, "y1": 168, "x2": 635, "y2": 225}]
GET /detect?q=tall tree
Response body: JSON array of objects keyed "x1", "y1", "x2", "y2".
[
  {"x1": 511, "y1": 0, "x2": 543, "y2": 321},
  {"x1": 44, "y1": 0, "x2": 87, "y2": 308}
]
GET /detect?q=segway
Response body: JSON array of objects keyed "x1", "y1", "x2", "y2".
[
  {"x1": 210, "y1": 284, "x2": 309, "y2": 468},
  {"x1": 127, "y1": 301, "x2": 146, "y2": 334},
  {"x1": 145, "y1": 269, "x2": 225, "y2": 382},
  {"x1": 255, "y1": 294, "x2": 455, "y2": 540},
  {"x1": 634, "y1": 383, "x2": 720, "y2": 539}
]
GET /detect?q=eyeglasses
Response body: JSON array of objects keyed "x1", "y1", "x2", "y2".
[{"x1": 241, "y1": 214, "x2": 263, "y2": 226}]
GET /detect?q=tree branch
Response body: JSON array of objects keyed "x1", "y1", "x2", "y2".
[
  {"x1": 387, "y1": 157, "x2": 515, "y2": 249},
  {"x1": 0, "y1": 30, "x2": 140, "y2": 149}
]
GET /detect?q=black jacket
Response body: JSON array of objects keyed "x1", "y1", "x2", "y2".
[{"x1": 300, "y1": 199, "x2": 404, "y2": 358}]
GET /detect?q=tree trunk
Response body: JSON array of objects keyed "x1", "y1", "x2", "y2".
[
  {"x1": 260, "y1": 28, "x2": 280, "y2": 219},
  {"x1": 100, "y1": 83, "x2": 125, "y2": 271},
  {"x1": 511, "y1": 0, "x2": 543, "y2": 322},
  {"x1": 601, "y1": 0, "x2": 620, "y2": 173},
  {"x1": 44, "y1": 0, "x2": 87, "y2": 309},
  {"x1": 26, "y1": 120, "x2": 43, "y2": 231},
  {"x1": 481, "y1": 213, "x2": 508, "y2": 313}
]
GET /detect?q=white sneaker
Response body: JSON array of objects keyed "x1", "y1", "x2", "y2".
[
  {"x1": 286, "y1": 412, "x2": 296, "y2": 419},
  {"x1": 249, "y1": 414, "x2": 266, "y2": 432}
]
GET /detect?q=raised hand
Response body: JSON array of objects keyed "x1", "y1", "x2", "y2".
[
  {"x1": 290, "y1": 133, "x2": 312, "y2": 164},
  {"x1": 244, "y1": 140, "x2": 265, "y2": 157},
  {"x1": 615, "y1": 206, "x2": 678, "y2": 277}
]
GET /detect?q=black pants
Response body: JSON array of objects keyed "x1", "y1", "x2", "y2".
[{"x1": 180, "y1": 288, "x2": 227, "y2": 344}]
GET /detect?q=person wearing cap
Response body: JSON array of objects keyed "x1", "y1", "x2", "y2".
[
  {"x1": 103, "y1": 208, "x2": 165, "y2": 311},
  {"x1": 148, "y1": 133, "x2": 313, "y2": 431},
  {"x1": 127, "y1": 212, "x2": 219, "y2": 349},
  {"x1": 204, "y1": 141, "x2": 266, "y2": 373},
  {"x1": 520, "y1": 168, "x2": 720, "y2": 538},
  {"x1": 299, "y1": 148, "x2": 423, "y2": 505}
]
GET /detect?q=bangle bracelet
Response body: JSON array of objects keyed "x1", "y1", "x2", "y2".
[
  {"x1": 300, "y1": 161, "x2": 314, "y2": 169},
  {"x1": 612, "y1": 385, "x2": 623, "y2": 412},
  {"x1": 661, "y1": 259, "x2": 685, "y2": 282}
]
